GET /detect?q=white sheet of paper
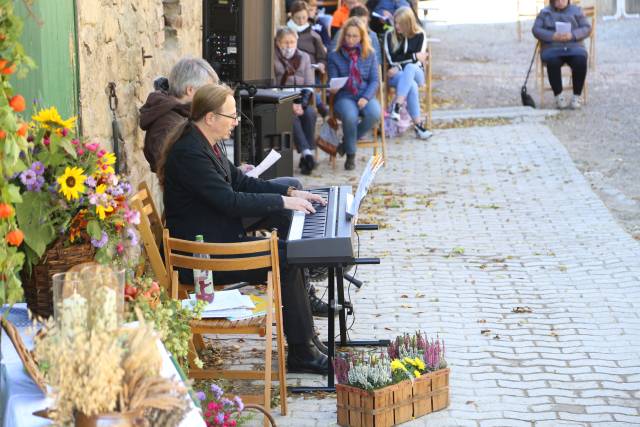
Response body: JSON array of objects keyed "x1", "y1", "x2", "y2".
[
  {"x1": 246, "y1": 149, "x2": 281, "y2": 178},
  {"x1": 329, "y1": 77, "x2": 349, "y2": 91},
  {"x1": 182, "y1": 289, "x2": 255, "y2": 311},
  {"x1": 555, "y1": 21, "x2": 572, "y2": 34}
]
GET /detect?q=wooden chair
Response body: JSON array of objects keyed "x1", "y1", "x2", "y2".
[
  {"x1": 326, "y1": 65, "x2": 387, "y2": 168},
  {"x1": 162, "y1": 229, "x2": 287, "y2": 420},
  {"x1": 535, "y1": 4, "x2": 596, "y2": 107},
  {"x1": 517, "y1": 0, "x2": 545, "y2": 41},
  {"x1": 130, "y1": 182, "x2": 169, "y2": 292}
]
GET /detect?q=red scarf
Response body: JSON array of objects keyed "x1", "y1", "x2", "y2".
[{"x1": 342, "y1": 44, "x2": 362, "y2": 96}]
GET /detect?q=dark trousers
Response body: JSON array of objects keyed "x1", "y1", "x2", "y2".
[
  {"x1": 545, "y1": 54, "x2": 588, "y2": 96},
  {"x1": 292, "y1": 106, "x2": 317, "y2": 153},
  {"x1": 212, "y1": 211, "x2": 314, "y2": 345}
]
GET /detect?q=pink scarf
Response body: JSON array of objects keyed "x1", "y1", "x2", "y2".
[{"x1": 342, "y1": 44, "x2": 362, "y2": 96}]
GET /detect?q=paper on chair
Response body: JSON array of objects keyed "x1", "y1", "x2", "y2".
[
  {"x1": 182, "y1": 289, "x2": 255, "y2": 312},
  {"x1": 555, "y1": 21, "x2": 572, "y2": 34},
  {"x1": 246, "y1": 149, "x2": 281, "y2": 178},
  {"x1": 329, "y1": 77, "x2": 349, "y2": 91}
]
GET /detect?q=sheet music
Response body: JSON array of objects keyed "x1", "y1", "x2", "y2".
[
  {"x1": 329, "y1": 77, "x2": 348, "y2": 91},
  {"x1": 246, "y1": 149, "x2": 281, "y2": 178},
  {"x1": 346, "y1": 154, "x2": 384, "y2": 221},
  {"x1": 555, "y1": 21, "x2": 572, "y2": 34}
]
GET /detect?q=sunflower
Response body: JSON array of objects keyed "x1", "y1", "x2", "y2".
[
  {"x1": 32, "y1": 107, "x2": 77, "y2": 130},
  {"x1": 94, "y1": 184, "x2": 114, "y2": 220},
  {"x1": 57, "y1": 167, "x2": 87, "y2": 201}
]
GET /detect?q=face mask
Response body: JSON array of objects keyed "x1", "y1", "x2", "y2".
[
  {"x1": 287, "y1": 19, "x2": 310, "y2": 33},
  {"x1": 280, "y1": 47, "x2": 297, "y2": 59}
]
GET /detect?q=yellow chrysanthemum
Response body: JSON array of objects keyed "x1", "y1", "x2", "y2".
[
  {"x1": 391, "y1": 359, "x2": 407, "y2": 372},
  {"x1": 414, "y1": 370, "x2": 421, "y2": 378},
  {"x1": 57, "y1": 167, "x2": 86, "y2": 201},
  {"x1": 414, "y1": 357, "x2": 425, "y2": 371},
  {"x1": 32, "y1": 107, "x2": 77, "y2": 130},
  {"x1": 100, "y1": 152, "x2": 116, "y2": 165}
]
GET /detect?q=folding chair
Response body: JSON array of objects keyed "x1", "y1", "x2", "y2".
[
  {"x1": 326, "y1": 65, "x2": 387, "y2": 168},
  {"x1": 517, "y1": 0, "x2": 545, "y2": 41},
  {"x1": 130, "y1": 182, "x2": 169, "y2": 292},
  {"x1": 535, "y1": 4, "x2": 596, "y2": 107},
  {"x1": 163, "y1": 229, "x2": 287, "y2": 421}
]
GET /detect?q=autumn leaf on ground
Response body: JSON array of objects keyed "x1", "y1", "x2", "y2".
[
  {"x1": 512, "y1": 306, "x2": 533, "y2": 314},
  {"x1": 401, "y1": 304, "x2": 412, "y2": 308},
  {"x1": 415, "y1": 293, "x2": 425, "y2": 298},
  {"x1": 481, "y1": 329, "x2": 491, "y2": 335},
  {"x1": 400, "y1": 294, "x2": 409, "y2": 298},
  {"x1": 493, "y1": 335, "x2": 500, "y2": 340},
  {"x1": 477, "y1": 319, "x2": 486, "y2": 323}
]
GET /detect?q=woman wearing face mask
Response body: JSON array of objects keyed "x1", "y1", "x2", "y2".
[
  {"x1": 533, "y1": 0, "x2": 591, "y2": 110},
  {"x1": 274, "y1": 26, "x2": 318, "y2": 175},
  {"x1": 159, "y1": 84, "x2": 329, "y2": 375},
  {"x1": 328, "y1": 17, "x2": 380, "y2": 171},
  {"x1": 384, "y1": 6, "x2": 432, "y2": 140}
]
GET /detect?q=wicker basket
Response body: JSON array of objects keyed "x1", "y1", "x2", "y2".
[{"x1": 21, "y1": 239, "x2": 95, "y2": 319}]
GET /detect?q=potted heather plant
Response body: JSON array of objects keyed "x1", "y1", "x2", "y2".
[{"x1": 334, "y1": 331, "x2": 449, "y2": 427}]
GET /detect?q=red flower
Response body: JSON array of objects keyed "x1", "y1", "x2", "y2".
[
  {"x1": 6, "y1": 229, "x2": 24, "y2": 246},
  {"x1": 9, "y1": 95, "x2": 26, "y2": 112},
  {"x1": 0, "y1": 203, "x2": 14, "y2": 219}
]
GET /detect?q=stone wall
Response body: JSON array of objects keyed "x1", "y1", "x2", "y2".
[{"x1": 76, "y1": 0, "x2": 202, "y2": 207}]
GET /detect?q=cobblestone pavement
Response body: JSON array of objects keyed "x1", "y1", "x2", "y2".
[{"x1": 241, "y1": 121, "x2": 640, "y2": 427}]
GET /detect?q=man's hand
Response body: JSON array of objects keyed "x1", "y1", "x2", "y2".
[
  {"x1": 357, "y1": 97, "x2": 368, "y2": 109},
  {"x1": 239, "y1": 163, "x2": 255, "y2": 174},
  {"x1": 382, "y1": 10, "x2": 393, "y2": 19},
  {"x1": 552, "y1": 32, "x2": 572, "y2": 42},
  {"x1": 282, "y1": 196, "x2": 316, "y2": 214},
  {"x1": 293, "y1": 103, "x2": 304, "y2": 116},
  {"x1": 291, "y1": 190, "x2": 327, "y2": 205}
]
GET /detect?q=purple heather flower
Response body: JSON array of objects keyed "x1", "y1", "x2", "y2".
[
  {"x1": 233, "y1": 396, "x2": 244, "y2": 412},
  {"x1": 91, "y1": 231, "x2": 109, "y2": 248},
  {"x1": 31, "y1": 161, "x2": 45, "y2": 175},
  {"x1": 196, "y1": 391, "x2": 206, "y2": 401},
  {"x1": 210, "y1": 384, "x2": 223, "y2": 400},
  {"x1": 20, "y1": 169, "x2": 37, "y2": 187}
]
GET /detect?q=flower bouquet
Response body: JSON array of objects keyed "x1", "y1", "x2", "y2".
[
  {"x1": 334, "y1": 332, "x2": 449, "y2": 427},
  {"x1": 195, "y1": 383, "x2": 250, "y2": 427},
  {"x1": 11, "y1": 106, "x2": 141, "y2": 317}
]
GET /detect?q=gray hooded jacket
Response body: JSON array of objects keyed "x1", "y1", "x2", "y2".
[{"x1": 532, "y1": 3, "x2": 591, "y2": 53}]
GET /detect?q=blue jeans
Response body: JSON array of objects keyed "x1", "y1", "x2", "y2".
[
  {"x1": 388, "y1": 62, "x2": 425, "y2": 121},
  {"x1": 333, "y1": 97, "x2": 381, "y2": 155}
]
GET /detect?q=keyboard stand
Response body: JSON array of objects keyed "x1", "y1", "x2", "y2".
[{"x1": 289, "y1": 258, "x2": 389, "y2": 394}]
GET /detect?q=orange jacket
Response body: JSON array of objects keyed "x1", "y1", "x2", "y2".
[{"x1": 331, "y1": 5, "x2": 350, "y2": 29}]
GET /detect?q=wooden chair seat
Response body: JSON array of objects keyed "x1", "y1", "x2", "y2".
[{"x1": 190, "y1": 314, "x2": 268, "y2": 336}]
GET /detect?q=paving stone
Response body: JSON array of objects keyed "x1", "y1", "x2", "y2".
[{"x1": 234, "y1": 122, "x2": 640, "y2": 425}]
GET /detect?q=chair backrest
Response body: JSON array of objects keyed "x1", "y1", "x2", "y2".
[
  {"x1": 163, "y1": 229, "x2": 281, "y2": 300},
  {"x1": 130, "y1": 182, "x2": 169, "y2": 291}
]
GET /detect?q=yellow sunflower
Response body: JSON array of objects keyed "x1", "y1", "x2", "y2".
[
  {"x1": 57, "y1": 167, "x2": 87, "y2": 201},
  {"x1": 32, "y1": 107, "x2": 77, "y2": 130},
  {"x1": 100, "y1": 152, "x2": 116, "y2": 165}
]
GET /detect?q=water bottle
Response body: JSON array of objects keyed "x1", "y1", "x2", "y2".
[{"x1": 193, "y1": 235, "x2": 215, "y2": 302}]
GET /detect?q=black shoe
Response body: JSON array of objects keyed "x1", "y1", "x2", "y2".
[
  {"x1": 312, "y1": 330, "x2": 328, "y2": 355},
  {"x1": 337, "y1": 143, "x2": 346, "y2": 157},
  {"x1": 345, "y1": 154, "x2": 355, "y2": 170},
  {"x1": 299, "y1": 155, "x2": 314, "y2": 175},
  {"x1": 287, "y1": 342, "x2": 329, "y2": 374},
  {"x1": 308, "y1": 266, "x2": 328, "y2": 281},
  {"x1": 309, "y1": 292, "x2": 330, "y2": 317},
  {"x1": 317, "y1": 103, "x2": 329, "y2": 118},
  {"x1": 304, "y1": 154, "x2": 316, "y2": 170},
  {"x1": 391, "y1": 102, "x2": 401, "y2": 121}
]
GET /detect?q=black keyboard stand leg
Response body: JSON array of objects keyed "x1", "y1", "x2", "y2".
[{"x1": 336, "y1": 267, "x2": 348, "y2": 347}]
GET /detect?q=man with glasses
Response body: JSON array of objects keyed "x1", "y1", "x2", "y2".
[{"x1": 139, "y1": 56, "x2": 331, "y2": 318}]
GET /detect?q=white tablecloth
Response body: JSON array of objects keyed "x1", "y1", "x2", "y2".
[{"x1": 1, "y1": 304, "x2": 205, "y2": 427}]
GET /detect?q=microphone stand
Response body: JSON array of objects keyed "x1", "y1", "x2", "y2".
[{"x1": 233, "y1": 81, "x2": 257, "y2": 166}]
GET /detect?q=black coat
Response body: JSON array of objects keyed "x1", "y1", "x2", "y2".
[
  {"x1": 384, "y1": 31, "x2": 427, "y2": 69},
  {"x1": 163, "y1": 124, "x2": 289, "y2": 245}
]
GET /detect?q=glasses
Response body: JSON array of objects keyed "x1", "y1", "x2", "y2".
[{"x1": 214, "y1": 111, "x2": 241, "y2": 122}]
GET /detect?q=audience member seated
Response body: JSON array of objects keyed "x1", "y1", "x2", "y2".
[
  {"x1": 532, "y1": 0, "x2": 592, "y2": 110},
  {"x1": 383, "y1": 6, "x2": 433, "y2": 140},
  {"x1": 158, "y1": 83, "x2": 329, "y2": 374},
  {"x1": 304, "y1": 0, "x2": 331, "y2": 48},
  {"x1": 330, "y1": 4, "x2": 383, "y2": 70},
  {"x1": 288, "y1": 1, "x2": 329, "y2": 117},
  {"x1": 368, "y1": 0, "x2": 411, "y2": 34},
  {"x1": 328, "y1": 17, "x2": 381, "y2": 170},
  {"x1": 274, "y1": 27, "x2": 318, "y2": 175},
  {"x1": 330, "y1": 0, "x2": 361, "y2": 38},
  {"x1": 140, "y1": 57, "x2": 218, "y2": 173}
]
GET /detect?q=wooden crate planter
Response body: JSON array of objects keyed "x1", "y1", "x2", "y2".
[{"x1": 336, "y1": 368, "x2": 450, "y2": 427}]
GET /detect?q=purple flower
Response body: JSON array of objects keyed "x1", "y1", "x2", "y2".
[
  {"x1": 31, "y1": 161, "x2": 45, "y2": 175},
  {"x1": 110, "y1": 186, "x2": 124, "y2": 197},
  {"x1": 210, "y1": 383, "x2": 223, "y2": 400},
  {"x1": 85, "y1": 175, "x2": 97, "y2": 188},
  {"x1": 27, "y1": 175, "x2": 45, "y2": 192},
  {"x1": 196, "y1": 391, "x2": 206, "y2": 401},
  {"x1": 126, "y1": 227, "x2": 139, "y2": 247},
  {"x1": 124, "y1": 208, "x2": 140, "y2": 225},
  {"x1": 215, "y1": 413, "x2": 225, "y2": 424},
  {"x1": 91, "y1": 231, "x2": 109, "y2": 248},
  {"x1": 233, "y1": 396, "x2": 244, "y2": 412},
  {"x1": 120, "y1": 182, "x2": 132, "y2": 195},
  {"x1": 20, "y1": 169, "x2": 37, "y2": 187}
]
